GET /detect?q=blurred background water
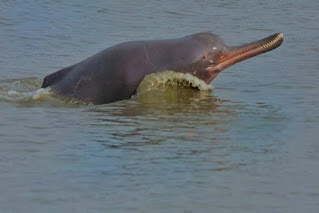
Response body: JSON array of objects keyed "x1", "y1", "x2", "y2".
[{"x1": 0, "y1": 0, "x2": 319, "y2": 212}]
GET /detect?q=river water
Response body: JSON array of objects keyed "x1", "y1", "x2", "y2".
[{"x1": 1, "y1": 0, "x2": 319, "y2": 212}]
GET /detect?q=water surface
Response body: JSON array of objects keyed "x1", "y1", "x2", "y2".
[{"x1": 1, "y1": 0, "x2": 319, "y2": 212}]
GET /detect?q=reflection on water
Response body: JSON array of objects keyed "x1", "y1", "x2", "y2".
[
  {"x1": 85, "y1": 87, "x2": 230, "y2": 145},
  {"x1": 80, "y1": 84, "x2": 286, "y2": 176}
]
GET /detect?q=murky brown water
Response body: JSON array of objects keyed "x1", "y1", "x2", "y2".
[{"x1": 1, "y1": 0, "x2": 319, "y2": 212}]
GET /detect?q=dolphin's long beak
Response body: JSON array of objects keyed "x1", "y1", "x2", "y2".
[{"x1": 205, "y1": 33, "x2": 283, "y2": 83}]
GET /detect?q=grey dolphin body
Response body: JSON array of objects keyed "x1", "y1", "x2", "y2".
[{"x1": 42, "y1": 32, "x2": 283, "y2": 104}]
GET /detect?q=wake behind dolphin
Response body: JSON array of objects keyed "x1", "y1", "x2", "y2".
[
  {"x1": 42, "y1": 32, "x2": 283, "y2": 105},
  {"x1": 0, "y1": 78, "x2": 52, "y2": 103}
]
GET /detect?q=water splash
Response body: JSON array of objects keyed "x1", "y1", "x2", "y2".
[
  {"x1": 0, "y1": 77, "x2": 53, "y2": 103},
  {"x1": 136, "y1": 70, "x2": 213, "y2": 94}
]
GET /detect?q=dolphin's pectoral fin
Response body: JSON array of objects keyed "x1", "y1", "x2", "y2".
[{"x1": 42, "y1": 66, "x2": 73, "y2": 88}]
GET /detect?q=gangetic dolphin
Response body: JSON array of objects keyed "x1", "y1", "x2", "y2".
[{"x1": 42, "y1": 32, "x2": 283, "y2": 104}]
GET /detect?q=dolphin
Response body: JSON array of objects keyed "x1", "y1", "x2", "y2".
[{"x1": 42, "y1": 32, "x2": 283, "y2": 104}]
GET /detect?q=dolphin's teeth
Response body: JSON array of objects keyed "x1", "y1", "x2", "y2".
[
  {"x1": 232, "y1": 33, "x2": 283, "y2": 59},
  {"x1": 256, "y1": 33, "x2": 283, "y2": 51}
]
